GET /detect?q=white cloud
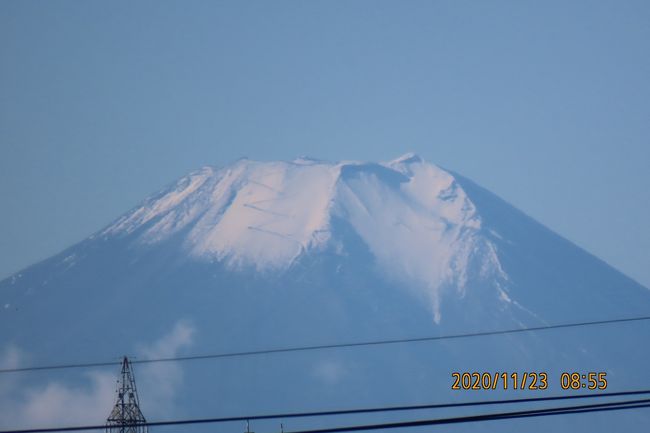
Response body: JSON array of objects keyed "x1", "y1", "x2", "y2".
[
  {"x1": 0, "y1": 344, "x2": 21, "y2": 370},
  {"x1": 312, "y1": 359, "x2": 347, "y2": 385},
  {"x1": 0, "y1": 345, "x2": 28, "y2": 425},
  {"x1": 136, "y1": 320, "x2": 195, "y2": 417},
  {"x1": 0, "y1": 321, "x2": 195, "y2": 429},
  {"x1": 19, "y1": 372, "x2": 115, "y2": 426}
]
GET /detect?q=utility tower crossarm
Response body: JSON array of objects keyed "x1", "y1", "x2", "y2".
[{"x1": 106, "y1": 357, "x2": 148, "y2": 433}]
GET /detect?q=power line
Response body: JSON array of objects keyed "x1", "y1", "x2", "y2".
[
  {"x1": 2, "y1": 314, "x2": 649, "y2": 374},
  {"x1": 284, "y1": 399, "x2": 650, "y2": 433},
  {"x1": 2, "y1": 390, "x2": 650, "y2": 433}
]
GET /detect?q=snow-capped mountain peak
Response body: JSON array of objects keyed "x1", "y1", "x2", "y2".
[
  {"x1": 388, "y1": 151, "x2": 424, "y2": 166},
  {"x1": 3, "y1": 155, "x2": 650, "y2": 433},
  {"x1": 103, "y1": 156, "x2": 505, "y2": 321}
]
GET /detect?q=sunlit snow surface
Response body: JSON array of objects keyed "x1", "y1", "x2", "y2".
[
  {"x1": 103, "y1": 154, "x2": 508, "y2": 321},
  {"x1": 2, "y1": 154, "x2": 650, "y2": 433}
]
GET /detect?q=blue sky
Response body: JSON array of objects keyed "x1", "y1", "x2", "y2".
[{"x1": 1, "y1": 0, "x2": 649, "y2": 287}]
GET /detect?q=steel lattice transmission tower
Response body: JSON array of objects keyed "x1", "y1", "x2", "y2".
[{"x1": 106, "y1": 356, "x2": 148, "y2": 433}]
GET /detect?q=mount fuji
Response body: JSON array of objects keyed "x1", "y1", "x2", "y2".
[{"x1": 1, "y1": 154, "x2": 649, "y2": 432}]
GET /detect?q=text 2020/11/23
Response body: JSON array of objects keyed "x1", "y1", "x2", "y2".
[{"x1": 451, "y1": 372, "x2": 608, "y2": 391}]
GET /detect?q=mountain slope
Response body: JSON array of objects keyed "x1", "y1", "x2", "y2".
[{"x1": 1, "y1": 154, "x2": 649, "y2": 432}]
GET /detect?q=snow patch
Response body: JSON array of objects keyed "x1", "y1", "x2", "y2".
[{"x1": 101, "y1": 156, "x2": 509, "y2": 319}]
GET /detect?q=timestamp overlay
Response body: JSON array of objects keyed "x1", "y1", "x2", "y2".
[{"x1": 451, "y1": 371, "x2": 608, "y2": 391}]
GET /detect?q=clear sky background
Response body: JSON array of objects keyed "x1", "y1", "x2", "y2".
[{"x1": 1, "y1": 1, "x2": 648, "y2": 287}]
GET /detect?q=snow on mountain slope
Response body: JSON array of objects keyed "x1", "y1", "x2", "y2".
[
  {"x1": 101, "y1": 154, "x2": 507, "y2": 321},
  {"x1": 2, "y1": 154, "x2": 650, "y2": 433}
]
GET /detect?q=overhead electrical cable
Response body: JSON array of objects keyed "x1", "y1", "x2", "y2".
[
  {"x1": 2, "y1": 390, "x2": 650, "y2": 433},
  {"x1": 283, "y1": 399, "x2": 650, "y2": 433},
  {"x1": 2, "y1": 314, "x2": 649, "y2": 374}
]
